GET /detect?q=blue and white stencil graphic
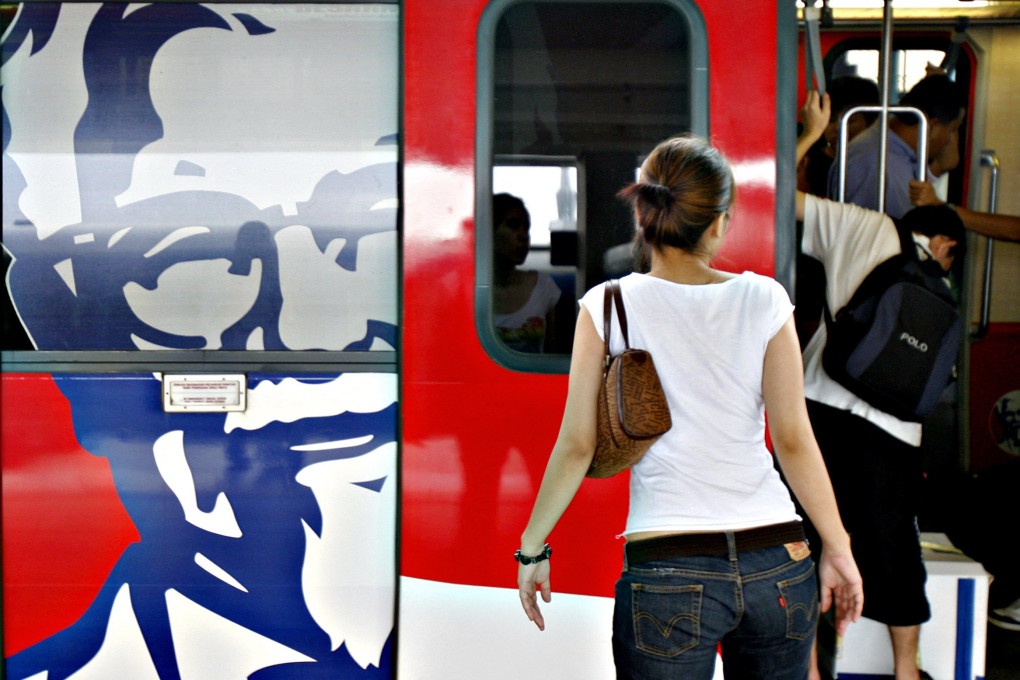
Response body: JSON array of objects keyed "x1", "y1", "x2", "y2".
[
  {"x1": 3, "y1": 4, "x2": 400, "y2": 679},
  {"x1": 6, "y1": 372, "x2": 398, "y2": 680},
  {"x1": 2, "y1": 3, "x2": 399, "y2": 351}
]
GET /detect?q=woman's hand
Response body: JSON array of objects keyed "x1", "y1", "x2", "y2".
[
  {"x1": 817, "y1": 547, "x2": 864, "y2": 637},
  {"x1": 518, "y1": 560, "x2": 552, "y2": 630}
]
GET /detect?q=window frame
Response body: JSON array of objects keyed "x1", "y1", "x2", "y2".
[{"x1": 475, "y1": 0, "x2": 710, "y2": 374}]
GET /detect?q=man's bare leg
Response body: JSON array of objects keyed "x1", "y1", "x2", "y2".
[{"x1": 889, "y1": 624, "x2": 922, "y2": 680}]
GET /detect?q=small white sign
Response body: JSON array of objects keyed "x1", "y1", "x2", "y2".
[{"x1": 163, "y1": 374, "x2": 247, "y2": 412}]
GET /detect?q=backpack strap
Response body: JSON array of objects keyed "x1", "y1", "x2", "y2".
[
  {"x1": 893, "y1": 217, "x2": 958, "y2": 297},
  {"x1": 823, "y1": 252, "x2": 905, "y2": 329},
  {"x1": 824, "y1": 219, "x2": 915, "y2": 329}
]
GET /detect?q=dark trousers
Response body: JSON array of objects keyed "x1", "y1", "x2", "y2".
[{"x1": 803, "y1": 400, "x2": 931, "y2": 626}]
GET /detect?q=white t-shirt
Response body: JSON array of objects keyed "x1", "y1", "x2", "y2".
[
  {"x1": 800, "y1": 194, "x2": 923, "y2": 446},
  {"x1": 494, "y1": 272, "x2": 562, "y2": 353},
  {"x1": 580, "y1": 272, "x2": 800, "y2": 536}
]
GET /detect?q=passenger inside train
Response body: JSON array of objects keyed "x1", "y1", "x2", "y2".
[
  {"x1": 798, "y1": 75, "x2": 880, "y2": 198},
  {"x1": 492, "y1": 193, "x2": 563, "y2": 353},
  {"x1": 795, "y1": 75, "x2": 881, "y2": 344},
  {"x1": 798, "y1": 89, "x2": 967, "y2": 680},
  {"x1": 831, "y1": 73, "x2": 966, "y2": 219}
]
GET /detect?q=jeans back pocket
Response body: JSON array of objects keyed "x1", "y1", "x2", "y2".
[
  {"x1": 630, "y1": 583, "x2": 702, "y2": 657},
  {"x1": 777, "y1": 562, "x2": 818, "y2": 640}
]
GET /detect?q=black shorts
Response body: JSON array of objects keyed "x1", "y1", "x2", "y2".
[{"x1": 804, "y1": 400, "x2": 931, "y2": 627}]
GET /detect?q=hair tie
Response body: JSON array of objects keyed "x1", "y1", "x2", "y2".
[{"x1": 637, "y1": 183, "x2": 674, "y2": 211}]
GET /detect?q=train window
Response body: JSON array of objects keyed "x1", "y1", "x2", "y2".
[
  {"x1": 477, "y1": 0, "x2": 708, "y2": 372},
  {"x1": 830, "y1": 47, "x2": 947, "y2": 102}
]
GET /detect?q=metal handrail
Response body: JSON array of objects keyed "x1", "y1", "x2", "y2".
[
  {"x1": 972, "y1": 149, "x2": 1000, "y2": 340},
  {"x1": 836, "y1": 105, "x2": 929, "y2": 204},
  {"x1": 833, "y1": 0, "x2": 928, "y2": 213}
]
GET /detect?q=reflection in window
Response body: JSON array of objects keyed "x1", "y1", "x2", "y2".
[
  {"x1": 493, "y1": 162, "x2": 577, "y2": 249},
  {"x1": 491, "y1": 190, "x2": 564, "y2": 353},
  {"x1": 492, "y1": 159, "x2": 579, "y2": 354},
  {"x1": 478, "y1": 0, "x2": 707, "y2": 370}
]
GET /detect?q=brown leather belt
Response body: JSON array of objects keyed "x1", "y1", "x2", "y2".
[{"x1": 625, "y1": 521, "x2": 805, "y2": 565}]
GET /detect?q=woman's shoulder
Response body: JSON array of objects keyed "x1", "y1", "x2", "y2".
[
  {"x1": 578, "y1": 278, "x2": 610, "y2": 305},
  {"x1": 732, "y1": 271, "x2": 792, "y2": 304},
  {"x1": 732, "y1": 270, "x2": 780, "y2": 288}
]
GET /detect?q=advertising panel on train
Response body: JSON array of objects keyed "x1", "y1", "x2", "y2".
[{"x1": 3, "y1": 4, "x2": 400, "y2": 678}]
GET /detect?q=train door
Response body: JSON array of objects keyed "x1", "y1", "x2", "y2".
[
  {"x1": 399, "y1": 0, "x2": 792, "y2": 677},
  {"x1": 953, "y1": 23, "x2": 1020, "y2": 635},
  {"x1": 795, "y1": 16, "x2": 1020, "y2": 483},
  {"x1": 2, "y1": 4, "x2": 400, "y2": 679},
  {"x1": 960, "y1": 23, "x2": 1020, "y2": 477}
]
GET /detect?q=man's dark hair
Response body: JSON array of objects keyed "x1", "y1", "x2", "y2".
[
  {"x1": 829, "y1": 76, "x2": 880, "y2": 125},
  {"x1": 900, "y1": 204, "x2": 967, "y2": 260},
  {"x1": 899, "y1": 74, "x2": 966, "y2": 124}
]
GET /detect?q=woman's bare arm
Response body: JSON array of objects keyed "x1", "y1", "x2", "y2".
[
  {"x1": 518, "y1": 305, "x2": 604, "y2": 630},
  {"x1": 763, "y1": 316, "x2": 863, "y2": 635}
]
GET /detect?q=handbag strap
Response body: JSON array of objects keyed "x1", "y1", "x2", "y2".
[{"x1": 602, "y1": 279, "x2": 631, "y2": 367}]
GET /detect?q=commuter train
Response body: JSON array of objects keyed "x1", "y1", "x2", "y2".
[{"x1": 1, "y1": 1, "x2": 1017, "y2": 679}]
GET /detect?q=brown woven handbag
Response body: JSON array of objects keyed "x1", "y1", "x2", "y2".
[{"x1": 586, "y1": 279, "x2": 673, "y2": 478}]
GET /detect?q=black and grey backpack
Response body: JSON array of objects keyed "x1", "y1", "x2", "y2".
[{"x1": 821, "y1": 222, "x2": 963, "y2": 423}]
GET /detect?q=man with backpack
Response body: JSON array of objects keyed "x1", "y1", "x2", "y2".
[{"x1": 796, "y1": 90, "x2": 966, "y2": 680}]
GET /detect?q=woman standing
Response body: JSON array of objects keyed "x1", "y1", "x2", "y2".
[{"x1": 516, "y1": 136, "x2": 862, "y2": 679}]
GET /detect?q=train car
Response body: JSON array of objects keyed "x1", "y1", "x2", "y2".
[{"x1": 1, "y1": 1, "x2": 1016, "y2": 679}]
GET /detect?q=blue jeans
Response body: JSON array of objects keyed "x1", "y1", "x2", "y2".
[{"x1": 612, "y1": 539, "x2": 818, "y2": 680}]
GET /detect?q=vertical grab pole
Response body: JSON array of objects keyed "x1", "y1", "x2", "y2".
[
  {"x1": 876, "y1": 0, "x2": 895, "y2": 214},
  {"x1": 974, "y1": 150, "x2": 1000, "y2": 340},
  {"x1": 833, "y1": 1, "x2": 929, "y2": 206}
]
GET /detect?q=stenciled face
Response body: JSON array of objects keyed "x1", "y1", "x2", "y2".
[
  {"x1": 3, "y1": 4, "x2": 398, "y2": 352},
  {"x1": 2, "y1": 5, "x2": 401, "y2": 677}
]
